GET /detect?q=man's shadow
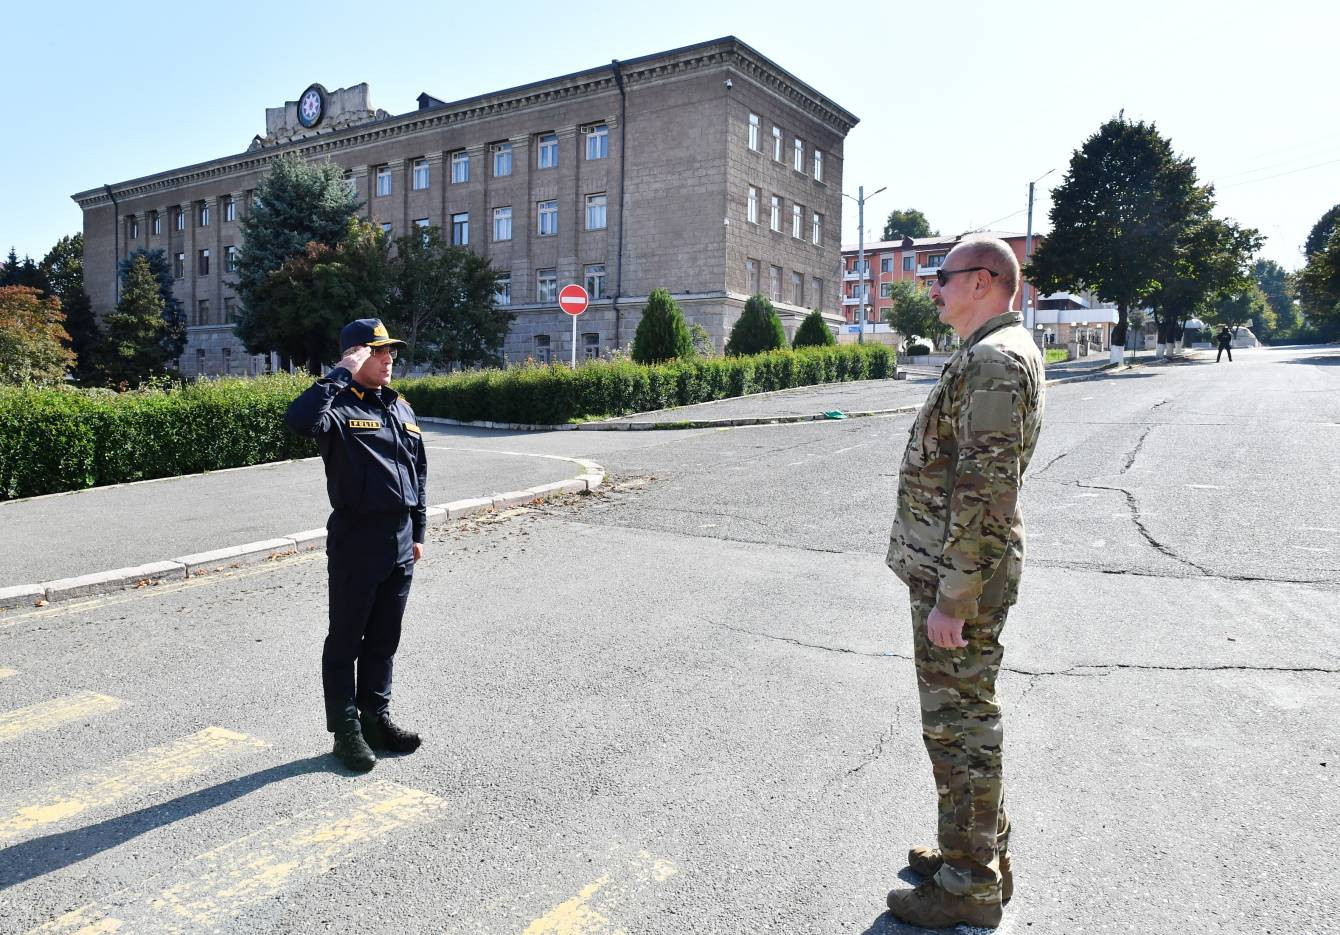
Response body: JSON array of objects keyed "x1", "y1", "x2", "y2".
[{"x1": 0, "y1": 754, "x2": 339, "y2": 890}]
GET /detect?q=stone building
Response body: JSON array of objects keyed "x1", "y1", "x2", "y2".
[{"x1": 72, "y1": 37, "x2": 858, "y2": 376}]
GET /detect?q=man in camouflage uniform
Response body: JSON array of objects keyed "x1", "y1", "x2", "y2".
[{"x1": 884, "y1": 236, "x2": 1045, "y2": 929}]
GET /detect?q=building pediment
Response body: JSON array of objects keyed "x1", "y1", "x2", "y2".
[{"x1": 250, "y1": 83, "x2": 389, "y2": 150}]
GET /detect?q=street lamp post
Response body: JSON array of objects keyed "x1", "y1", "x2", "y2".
[
  {"x1": 1022, "y1": 169, "x2": 1054, "y2": 334},
  {"x1": 843, "y1": 184, "x2": 886, "y2": 344}
]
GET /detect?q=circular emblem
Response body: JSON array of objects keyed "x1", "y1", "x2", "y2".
[{"x1": 297, "y1": 84, "x2": 325, "y2": 129}]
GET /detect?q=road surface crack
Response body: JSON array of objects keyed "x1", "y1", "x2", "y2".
[
  {"x1": 1120, "y1": 426, "x2": 1154, "y2": 474},
  {"x1": 714, "y1": 621, "x2": 902, "y2": 659},
  {"x1": 844, "y1": 720, "x2": 897, "y2": 777},
  {"x1": 1069, "y1": 479, "x2": 1214, "y2": 576}
]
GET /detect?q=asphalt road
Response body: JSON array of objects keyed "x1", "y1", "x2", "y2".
[{"x1": 1, "y1": 346, "x2": 1336, "y2": 934}]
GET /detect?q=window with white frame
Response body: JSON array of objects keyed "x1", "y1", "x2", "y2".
[
  {"x1": 412, "y1": 158, "x2": 430, "y2": 190},
  {"x1": 537, "y1": 132, "x2": 558, "y2": 169},
  {"x1": 493, "y1": 206, "x2": 512, "y2": 242},
  {"x1": 770, "y1": 195, "x2": 781, "y2": 232},
  {"x1": 451, "y1": 212, "x2": 469, "y2": 246},
  {"x1": 174, "y1": 207, "x2": 185, "y2": 231},
  {"x1": 792, "y1": 204, "x2": 803, "y2": 239},
  {"x1": 792, "y1": 271, "x2": 804, "y2": 306},
  {"x1": 927, "y1": 253, "x2": 946, "y2": 268},
  {"x1": 534, "y1": 334, "x2": 552, "y2": 363},
  {"x1": 174, "y1": 252, "x2": 184, "y2": 277},
  {"x1": 585, "y1": 193, "x2": 607, "y2": 230},
  {"x1": 224, "y1": 197, "x2": 236, "y2": 222},
  {"x1": 376, "y1": 166, "x2": 392, "y2": 197},
  {"x1": 199, "y1": 202, "x2": 210, "y2": 227},
  {"x1": 903, "y1": 255, "x2": 914, "y2": 272},
  {"x1": 415, "y1": 217, "x2": 430, "y2": 246},
  {"x1": 770, "y1": 265, "x2": 783, "y2": 302},
  {"x1": 129, "y1": 217, "x2": 139, "y2": 239},
  {"x1": 493, "y1": 142, "x2": 512, "y2": 177},
  {"x1": 881, "y1": 257, "x2": 893, "y2": 273},
  {"x1": 772, "y1": 125, "x2": 782, "y2": 161},
  {"x1": 585, "y1": 263, "x2": 606, "y2": 300},
  {"x1": 812, "y1": 212, "x2": 823, "y2": 246},
  {"x1": 496, "y1": 273, "x2": 511, "y2": 305},
  {"x1": 450, "y1": 150, "x2": 469, "y2": 183},
  {"x1": 813, "y1": 149, "x2": 824, "y2": 182},
  {"x1": 794, "y1": 138, "x2": 804, "y2": 172},
  {"x1": 151, "y1": 212, "x2": 161, "y2": 235},
  {"x1": 746, "y1": 258, "x2": 759, "y2": 294},
  {"x1": 582, "y1": 332, "x2": 600, "y2": 361},
  {"x1": 537, "y1": 200, "x2": 557, "y2": 236},
  {"x1": 537, "y1": 269, "x2": 557, "y2": 304},
  {"x1": 880, "y1": 282, "x2": 893, "y2": 298},
  {"x1": 225, "y1": 245, "x2": 238, "y2": 273},
  {"x1": 748, "y1": 112, "x2": 759, "y2": 150},
  {"x1": 747, "y1": 186, "x2": 758, "y2": 224},
  {"x1": 585, "y1": 123, "x2": 608, "y2": 160},
  {"x1": 381, "y1": 221, "x2": 393, "y2": 235},
  {"x1": 414, "y1": 217, "x2": 430, "y2": 228}
]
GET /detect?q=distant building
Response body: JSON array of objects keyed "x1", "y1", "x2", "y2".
[{"x1": 73, "y1": 37, "x2": 858, "y2": 375}]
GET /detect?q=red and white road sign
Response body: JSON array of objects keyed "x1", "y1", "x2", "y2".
[{"x1": 558, "y1": 284, "x2": 590, "y2": 316}]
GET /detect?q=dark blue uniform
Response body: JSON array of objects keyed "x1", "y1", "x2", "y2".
[{"x1": 286, "y1": 366, "x2": 428, "y2": 732}]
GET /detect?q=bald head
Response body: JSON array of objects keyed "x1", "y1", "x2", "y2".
[{"x1": 952, "y1": 236, "x2": 1020, "y2": 302}]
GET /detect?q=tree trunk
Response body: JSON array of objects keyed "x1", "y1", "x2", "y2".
[{"x1": 306, "y1": 351, "x2": 321, "y2": 376}]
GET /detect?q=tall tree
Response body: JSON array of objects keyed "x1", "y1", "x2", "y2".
[
  {"x1": 0, "y1": 286, "x2": 74, "y2": 386},
  {"x1": 118, "y1": 248, "x2": 187, "y2": 366},
  {"x1": 1026, "y1": 116, "x2": 1201, "y2": 349},
  {"x1": 234, "y1": 152, "x2": 362, "y2": 363},
  {"x1": 881, "y1": 209, "x2": 936, "y2": 241},
  {"x1": 1203, "y1": 283, "x2": 1272, "y2": 337},
  {"x1": 1253, "y1": 259, "x2": 1300, "y2": 339},
  {"x1": 1, "y1": 248, "x2": 48, "y2": 291},
  {"x1": 386, "y1": 227, "x2": 509, "y2": 371},
  {"x1": 1299, "y1": 204, "x2": 1340, "y2": 330},
  {"x1": 725, "y1": 294, "x2": 786, "y2": 356},
  {"x1": 40, "y1": 233, "x2": 102, "y2": 383},
  {"x1": 791, "y1": 308, "x2": 836, "y2": 348},
  {"x1": 883, "y1": 280, "x2": 949, "y2": 349},
  {"x1": 102, "y1": 255, "x2": 172, "y2": 385},
  {"x1": 632, "y1": 288, "x2": 694, "y2": 363}
]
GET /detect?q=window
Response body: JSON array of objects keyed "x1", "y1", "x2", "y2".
[
  {"x1": 221, "y1": 347, "x2": 232, "y2": 373},
  {"x1": 343, "y1": 175, "x2": 357, "y2": 199},
  {"x1": 409, "y1": 158, "x2": 428, "y2": 190},
  {"x1": 376, "y1": 166, "x2": 392, "y2": 197},
  {"x1": 812, "y1": 212, "x2": 823, "y2": 246},
  {"x1": 812, "y1": 277, "x2": 824, "y2": 308},
  {"x1": 537, "y1": 132, "x2": 558, "y2": 169},
  {"x1": 224, "y1": 297, "x2": 237, "y2": 321},
  {"x1": 198, "y1": 249, "x2": 210, "y2": 276},
  {"x1": 129, "y1": 217, "x2": 139, "y2": 239},
  {"x1": 582, "y1": 332, "x2": 600, "y2": 361},
  {"x1": 450, "y1": 150, "x2": 469, "y2": 183},
  {"x1": 496, "y1": 273, "x2": 511, "y2": 305},
  {"x1": 746, "y1": 258, "x2": 759, "y2": 294},
  {"x1": 537, "y1": 200, "x2": 558, "y2": 236},
  {"x1": 196, "y1": 348, "x2": 205, "y2": 367},
  {"x1": 772, "y1": 126, "x2": 782, "y2": 161},
  {"x1": 225, "y1": 245, "x2": 238, "y2": 273},
  {"x1": 792, "y1": 204, "x2": 803, "y2": 239},
  {"x1": 770, "y1": 196, "x2": 781, "y2": 232},
  {"x1": 413, "y1": 217, "x2": 430, "y2": 228},
  {"x1": 585, "y1": 123, "x2": 608, "y2": 160},
  {"x1": 151, "y1": 212, "x2": 161, "y2": 235},
  {"x1": 813, "y1": 149, "x2": 823, "y2": 182},
  {"x1": 493, "y1": 206, "x2": 512, "y2": 242},
  {"x1": 174, "y1": 252, "x2": 184, "y2": 278},
  {"x1": 792, "y1": 271, "x2": 804, "y2": 306},
  {"x1": 927, "y1": 253, "x2": 946, "y2": 268},
  {"x1": 199, "y1": 202, "x2": 210, "y2": 227},
  {"x1": 881, "y1": 257, "x2": 893, "y2": 274},
  {"x1": 174, "y1": 207, "x2": 185, "y2": 231},
  {"x1": 451, "y1": 212, "x2": 469, "y2": 246},
  {"x1": 493, "y1": 142, "x2": 512, "y2": 177},
  {"x1": 224, "y1": 197, "x2": 236, "y2": 222},
  {"x1": 585, "y1": 193, "x2": 607, "y2": 230},
  {"x1": 748, "y1": 113, "x2": 759, "y2": 151},
  {"x1": 533, "y1": 334, "x2": 552, "y2": 363},
  {"x1": 381, "y1": 221, "x2": 393, "y2": 235},
  {"x1": 198, "y1": 298, "x2": 209, "y2": 322},
  {"x1": 880, "y1": 282, "x2": 893, "y2": 298},
  {"x1": 770, "y1": 265, "x2": 783, "y2": 302},
  {"x1": 903, "y1": 255, "x2": 915, "y2": 272},
  {"x1": 585, "y1": 263, "x2": 606, "y2": 300},
  {"x1": 747, "y1": 186, "x2": 758, "y2": 224},
  {"x1": 537, "y1": 268, "x2": 557, "y2": 303},
  {"x1": 794, "y1": 138, "x2": 804, "y2": 172}
]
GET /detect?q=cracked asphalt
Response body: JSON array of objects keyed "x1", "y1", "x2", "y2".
[{"x1": 1, "y1": 346, "x2": 1336, "y2": 933}]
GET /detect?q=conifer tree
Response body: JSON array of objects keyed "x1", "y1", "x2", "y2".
[
  {"x1": 725, "y1": 294, "x2": 786, "y2": 356},
  {"x1": 102, "y1": 255, "x2": 171, "y2": 385},
  {"x1": 632, "y1": 288, "x2": 693, "y2": 363},
  {"x1": 791, "y1": 308, "x2": 835, "y2": 348}
]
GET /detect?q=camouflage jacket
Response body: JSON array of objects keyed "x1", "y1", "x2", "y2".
[{"x1": 887, "y1": 311, "x2": 1045, "y2": 619}]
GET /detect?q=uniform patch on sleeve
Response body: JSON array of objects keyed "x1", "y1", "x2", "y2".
[
  {"x1": 404, "y1": 422, "x2": 421, "y2": 435},
  {"x1": 348, "y1": 418, "x2": 381, "y2": 430},
  {"x1": 969, "y1": 390, "x2": 1017, "y2": 433}
]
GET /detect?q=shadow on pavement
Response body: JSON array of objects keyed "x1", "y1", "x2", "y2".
[
  {"x1": 1282, "y1": 354, "x2": 1340, "y2": 366},
  {"x1": 0, "y1": 754, "x2": 331, "y2": 890}
]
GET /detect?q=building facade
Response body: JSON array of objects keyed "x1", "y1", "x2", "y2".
[{"x1": 73, "y1": 37, "x2": 857, "y2": 376}]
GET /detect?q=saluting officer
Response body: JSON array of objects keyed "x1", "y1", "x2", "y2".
[
  {"x1": 286, "y1": 318, "x2": 428, "y2": 772},
  {"x1": 884, "y1": 237, "x2": 1045, "y2": 929}
]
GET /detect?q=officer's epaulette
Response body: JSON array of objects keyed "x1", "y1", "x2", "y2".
[{"x1": 346, "y1": 384, "x2": 366, "y2": 401}]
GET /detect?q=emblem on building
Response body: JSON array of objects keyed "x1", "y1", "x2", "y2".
[
  {"x1": 251, "y1": 83, "x2": 388, "y2": 150},
  {"x1": 297, "y1": 84, "x2": 326, "y2": 128}
]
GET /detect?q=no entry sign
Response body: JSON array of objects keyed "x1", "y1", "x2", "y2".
[{"x1": 559, "y1": 284, "x2": 590, "y2": 316}]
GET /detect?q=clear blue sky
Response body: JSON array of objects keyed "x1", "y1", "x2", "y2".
[{"x1": 6, "y1": 0, "x2": 1335, "y2": 270}]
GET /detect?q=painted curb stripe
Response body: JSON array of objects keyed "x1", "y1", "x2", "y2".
[
  {"x1": 522, "y1": 851, "x2": 677, "y2": 935},
  {"x1": 0, "y1": 692, "x2": 123, "y2": 743}
]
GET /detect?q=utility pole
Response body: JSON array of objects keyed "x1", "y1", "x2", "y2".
[
  {"x1": 1022, "y1": 169, "x2": 1054, "y2": 333},
  {"x1": 844, "y1": 185, "x2": 886, "y2": 344}
]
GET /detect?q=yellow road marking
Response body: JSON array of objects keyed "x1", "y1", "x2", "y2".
[
  {"x1": 0, "y1": 692, "x2": 123, "y2": 743},
  {"x1": 522, "y1": 851, "x2": 677, "y2": 935},
  {"x1": 0, "y1": 727, "x2": 268, "y2": 845},
  {"x1": 30, "y1": 780, "x2": 447, "y2": 934},
  {"x1": 0, "y1": 667, "x2": 17, "y2": 680}
]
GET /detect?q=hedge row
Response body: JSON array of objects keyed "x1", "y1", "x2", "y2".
[{"x1": 0, "y1": 343, "x2": 892, "y2": 500}]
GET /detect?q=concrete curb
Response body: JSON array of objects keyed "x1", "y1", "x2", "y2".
[
  {"x1": 422, "y1": 406, "x2": 922, "y2": 433},
  {"x1": 9, "y1": 458, "x2": 605, "y2": 609}
]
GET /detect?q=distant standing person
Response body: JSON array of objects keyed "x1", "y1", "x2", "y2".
[
  {"x1": 286, "y1": 318, "x2": 428, "y2": 772},
  {"x1": 1216, "y1": 326, "x2": 1234, "y2": 362},
  {"x1": 884, "y1": 237, "x2": 1045, "y2": 929}
]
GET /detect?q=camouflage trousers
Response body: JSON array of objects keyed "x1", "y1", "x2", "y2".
[{"x1": 910, "y1": 589, "x2": 1011, "y2": 903}]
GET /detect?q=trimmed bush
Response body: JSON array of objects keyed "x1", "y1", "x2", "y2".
[
  {"x1": 792, "y1": 308, "x2": 836, "y2": 348},
  {"x1": 725, "y1": 294, "x2": 787, "y2": 356},
  {"x1": 905, "y1": 342, "x2": 933, "y2": 357},
  {"x1": 632, "y1": 288, "x2": 694, "y2": 364}
]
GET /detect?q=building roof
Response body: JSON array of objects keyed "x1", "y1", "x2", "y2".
[{"x1": 840, "y1": 231, "x2": 1030, "y2": 253}]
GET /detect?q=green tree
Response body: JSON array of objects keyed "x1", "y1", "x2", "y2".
[
  {"x1": 1, "y1": 248, "x2": 48, "y2": 291},
  {"x1": 117, "y1": 248, "x2": 187, "y2": 366},
  {"x1": 1027, "y1": 116, "x2": 1202, "y2": 347},
  {"x1": 1203, "y1": 284, "x2": 1272, "y2": 339},
  {"x1": 791, "y1": 308, "x2": 836, "y2": 348},
  {"x1": 1253, "y1": 259, "x2": 1300, "y2": 339},
  {"x1": 39, "y1": 233, "x2": 102, "y2": 383},
  {"x1": 387, "y1": 227, "x2": 509, "y2": 370},
  {"x1": 248, "y1": 219, "x2": 392, "y2": 373},
  {"x1": 0, "y1": 286, "x2": 74, "y2": 386},
  {"x1": 102, "y1": 255, "x2": 172, "y2": 385},
  {"x1": 689, "y1": 322, "x2": 713, "y2": 357},
  {"x1": 725, "y1": 294, "x2": 787, "y2": 356},
  {"x1": 881, "y1": 209, "x2": 936, "y2": 241},
  {"x1": 632, "y1": 288, "x2": 694, "y2": 363},
  {"x1": 1299, "y1": 205, "x2": 1340, "y2": 330},
  {"x1": 883, "y1": 280, "x2": 948, "y2": 349},
  {"x1": 234, "y1": 152, "x2": 362, "y2": 367}
]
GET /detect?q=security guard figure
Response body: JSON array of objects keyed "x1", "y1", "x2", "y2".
[{"x1": 286, "y1": 318, "x2": 428, "y2": 771}]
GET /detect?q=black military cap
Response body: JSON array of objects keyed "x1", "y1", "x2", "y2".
[{"x1": 340, "y1": 318, "x2": 407, "y2": 351}]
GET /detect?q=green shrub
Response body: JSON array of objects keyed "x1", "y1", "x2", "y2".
[
  {"x1": 905, "y1": 342, "x2": 933, "y2": 356},
  {"x1": 632, "y1": 289, "x2": 694, "y2": 364},
  {"x1": 725, "y1": 294, "x2": 787, "y2": 356},
  {"x1": 792, "y1": 309, "x2": 836, "y2": 348}
]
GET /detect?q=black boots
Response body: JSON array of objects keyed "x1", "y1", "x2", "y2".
[
  {"x1": 359, "y1": 711, "x2": 422, "y2": 753},
  {"x1": 332, "y1": 726, "x2": 376, "y2": 771}
]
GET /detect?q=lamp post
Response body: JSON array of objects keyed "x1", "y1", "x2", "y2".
[
  {"x1": 1022, "y1": 169, "x2": 1054, "y2": 332},
  {"x1": 843, "y1": 184, "x2": 887, "y2": 344}
]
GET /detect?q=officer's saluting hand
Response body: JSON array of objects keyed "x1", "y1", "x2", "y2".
[{"x1": 286, "y1": 318, "x2": 429, "y2": 772}]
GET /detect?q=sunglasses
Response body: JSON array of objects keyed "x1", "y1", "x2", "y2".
[
  {"x1": 936, "y1": 266, "x2": 1000, "y2": 287},
  {"x1": 367, "y1": 345, "x2": 399, "y2": 360}
]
